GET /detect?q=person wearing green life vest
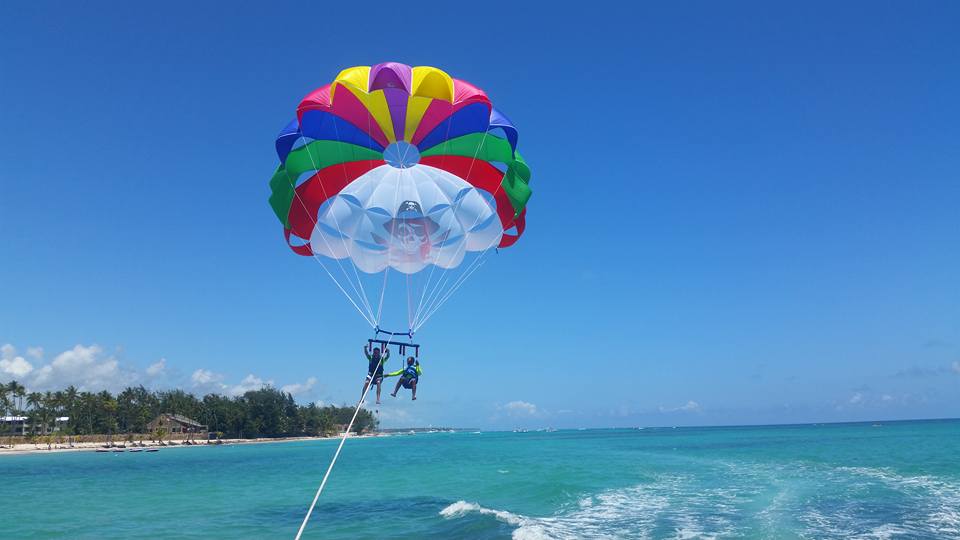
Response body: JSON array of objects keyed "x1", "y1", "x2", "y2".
[
  {"x1": 387, "y1": 357, "x2": 421, "y2": 400},
  {"x1": 362, "y1": 344, "x2": 389, "y2": 404}
]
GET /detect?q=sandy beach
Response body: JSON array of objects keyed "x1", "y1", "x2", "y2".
[{"x1": 0, "y1": 432, "x2": 387, "y2": 457}]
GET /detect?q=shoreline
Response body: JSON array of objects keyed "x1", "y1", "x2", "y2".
[{"x1": 0, "y1": 432, "x2": 387, "y2": 457}]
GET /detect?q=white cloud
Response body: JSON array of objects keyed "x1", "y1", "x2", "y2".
[
  {"x1": 953, "y1": 361, "x2": 960, "y2": 374},
  {"x1": 4, "y1": 343, "x2": 321, "y2": 402},
  {"x1": 30, "y1": 344, "x2": 137, "y2": 392},
  {"x1": 192, "y1": 370, "x2": 274, "y2": 397},
  {"x1": 191, "y1": 369, "x2": 222, "y2": 386},
  {"x1": 281, "y1": 376, "x2": 317, "y2": 396},
  {"x1": 849, "y1": 392, "x2": 864, "y2": 405},
  {"x1": 1, "y1": 344, "x2": 34, "y2": 378},
  {"x1": 146, "y1": 358, "x2": 166, "y2": 377},
  {"x1": 229, "y1": 374, "x2": 270, "y2": 396},
  {"x1": 501, "y1": 400, "x2": 538, "y2": 416},
  {"x1": 659, "y1": 400, "x2": 701, "y2": 413},
  {"x1": 881, "y1": 394, "x2": 893, "y2": 402}
]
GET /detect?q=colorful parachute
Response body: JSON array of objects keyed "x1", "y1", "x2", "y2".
[{"x1": 268, "y1": 63, "x2": 531, "y2": 330}]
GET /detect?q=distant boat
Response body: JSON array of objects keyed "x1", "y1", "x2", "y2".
[
  {"x1": 146, "y1": 448, "x2": 159, "y2": 453},
  {"x1": 95, "y1": 449, "x2": 110, "y2": 453},
  {"x1": 129, "y1": 448, "x2": 142, "y2": 453}
]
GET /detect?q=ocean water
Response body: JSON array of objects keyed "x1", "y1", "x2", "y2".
[{"x1": 2, "y1": 420, "x2": 959, "y2": 539}]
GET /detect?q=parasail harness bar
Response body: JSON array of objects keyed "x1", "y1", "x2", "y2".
[{"x1": 368, "y1": 326, "x2": 419, "y2": 357}]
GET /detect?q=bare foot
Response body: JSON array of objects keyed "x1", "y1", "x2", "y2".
[
  {"x1": 376, "y1": 400, "x2": 381, "y2": 404},
  {"x1": 412, "y1": 396, "x2": 417, "y2": 401}
]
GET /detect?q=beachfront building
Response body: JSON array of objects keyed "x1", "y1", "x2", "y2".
[
  {"x1": 0, "y1": 415, "x2": 70, "y2": 436},
  {"x1": 147, "y1": 414, "x2": 208, "y2": 438}
]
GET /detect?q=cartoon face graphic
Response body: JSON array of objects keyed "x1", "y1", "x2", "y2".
[{"x1": 380, "y1": 201, "x2": 444, "y2": 259}]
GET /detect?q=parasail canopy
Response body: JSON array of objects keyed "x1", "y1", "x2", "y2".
[{"x1": 268, "y1": 63, "x2": 532, "y2": 332}]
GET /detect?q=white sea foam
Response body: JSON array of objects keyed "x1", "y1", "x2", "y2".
[
  {"x1": 439, "y1": 476, "x2": 739, "y2": 539},
  {"x1": 439, "y1": 500, "x2": 528, "y2": 527},
  {"x1": 839, "y1": 466, "x2": 960, "y2": 537},
  {"x1": 441, "y1": 464, "x2": 960, "y2": 539}
]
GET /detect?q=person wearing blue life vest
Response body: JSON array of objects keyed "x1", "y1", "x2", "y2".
[
  {"x1": 361, "y1": 344, "x2": 389, "y2": 404},
  {"x1": 386, "y1": 357, "x2": 421, "y2": 400}
]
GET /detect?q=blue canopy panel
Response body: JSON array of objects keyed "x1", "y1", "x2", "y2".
[
  {"x1": 488, "y1": 107, "x2": 518, "y2": 156},
  {"x1": 415, "y1": 102, "x2": 491, "y2": 152},
  {"x1": 276, "y1": 111, "x2": 386, "y2": 163}
]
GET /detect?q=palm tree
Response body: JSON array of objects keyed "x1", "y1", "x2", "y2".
[
  {"x1": 0, "y1": 391, "x2": 9, "y2": 447},
  {"x1": 26, "y1": 392, "x2": 42, "y2": 435},
  {"x1": 38, "y1": 392, "x2": 55, "y2": 435},
  {"x1": 9, "y1": 381, "x2": 26, "y2": 417},
  {"x1": 8, "y1": 381, "x2": 26, "y2": 437},
  {"x1": 52, "y1": 391, "x2": 65, "y2": 421},
  {"x1": 63, "y1": 386, "x2": 78, "y2": 417}
]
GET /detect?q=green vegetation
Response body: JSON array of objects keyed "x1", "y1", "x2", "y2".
[{"x1": 1, "y1": 381, "x2": 377, "y2": 439}]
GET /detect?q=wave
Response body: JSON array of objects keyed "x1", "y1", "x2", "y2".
[
  {"x1": 439, "y1": 464, "x2": 960, "y2": 539},
  {"x1": 438, "y1": 478, "x2": 725, "y2": 540},
  {"x1": 834, "y1": 466, "x2": 960, "y2": 538},
  {"x1": 439, "y1": 501, "x2": 529, "y2": 527}
]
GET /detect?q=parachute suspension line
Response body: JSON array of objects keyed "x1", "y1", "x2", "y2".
[
  {"x1": 283, "y1": 148, "x2": 377, "y2": 328},
  {"x1": 415, "y1": 127, "x2": 491, "y2": 314},
  {"x1": 374, "y1": 267, "x2": 390, "y2": 328},
  {"x1": 411, "y1": 127, "x2": 493, "y2": 327},
  {"x1": 408, "y1": 107, "x2": 464, "y2": 324},
  {"x1": 420, "y1": 121, "x2": 521, "y2": 327},
  {"x1": 374, "y1": 163, "x2": 406, "y2": 328},
  {"x1": 416, "y1": 234, "x2": 498, "y2": 329},
  {"x1": 293, "y1": 353, "x2": 384, "y2": 540},
  {"x1": 413, "y1": 126, "x2": 502, "y2": 330},
  {"x1": 415, "y1": 252, "x2": 491, "y2": 331},
  {"x1": 292, "y1": 135, "x2": 378, "y2": 325},
  {"x1": 414, "y1": 131, "x2": 517, "y2": 330},
  {"x1": 408, "y1": 169, "x2": 469, "y2": 327},
  {"x1": 412, "y1": 237, "x2": 489, "y2": 331},
  {"x1": 406, "y1": 272, "x2": 414, "y2": 334},
  {"x1": 319, "y1": 120, "x2": 379, "y2": 322},
  {"x1": 414, "y1": 229, "x2": 499, "y2": 332}
]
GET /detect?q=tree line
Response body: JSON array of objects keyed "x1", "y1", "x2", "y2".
[{"x1": 0, "y1": 381, "x2": 377, "y2": 439}]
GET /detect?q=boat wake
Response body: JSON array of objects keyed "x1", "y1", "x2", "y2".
[
  {"x1": 438, "y1": 478, "x2": 715, "y2": 540},
  {"x1": 440, "y1": 464, "x2": 960, "y2": 539}
]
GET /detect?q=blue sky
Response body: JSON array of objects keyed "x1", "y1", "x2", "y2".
[{"x1": 2, "y1": 2, "x2": 958, "y2": 429}]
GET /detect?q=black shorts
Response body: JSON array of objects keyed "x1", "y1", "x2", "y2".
[
  {"x1": 366, "y1": 373, "x2": 383, "y2": 384},
  {"x1": 400, "y1": 377, "x2": 417, "y2": 389}
]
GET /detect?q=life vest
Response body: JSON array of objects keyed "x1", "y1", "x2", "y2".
[{"x1": 404, "y1": 363, "x2": 419, "y2": 379}]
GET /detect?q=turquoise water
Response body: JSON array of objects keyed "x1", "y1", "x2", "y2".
[{"x1": 2, "y1": 420, "x2": 959, "y2": 539}]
